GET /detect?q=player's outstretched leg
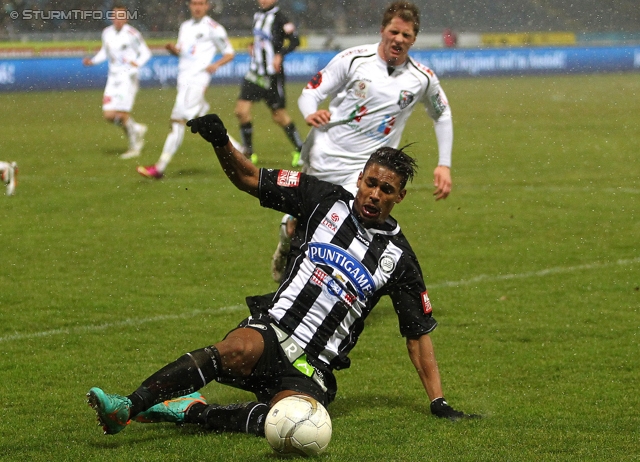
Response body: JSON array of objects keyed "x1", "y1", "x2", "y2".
[
  {"x1": 185, "y1": 401, "x2": 269, "y2": 436},
  {"x1": 134, "y1": 392, "x2": 207, "y2": 424},
  {"x1": 87, "y1": 387, "x2": 132, "y2": 435}
]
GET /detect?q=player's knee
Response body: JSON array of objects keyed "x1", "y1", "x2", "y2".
[
  {"x1": 216, "y1": 329, "x2": 264, "y2": 375},
  {"x1": 285, "y1": 217, "x2": 297, "y2": 238},
  {"x1": 235, "y1": 110, "x2": 249, "y2": 123}
]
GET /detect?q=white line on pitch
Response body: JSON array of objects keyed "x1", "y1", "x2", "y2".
[
  {"x1": 428, "y1": 257, "x2": 640, "y2": 288},
  {"x1": 1, "y1": 257, "x2": 638, "y2": 343},
  {"x1": 0, "y1": 305, "x2": 245, "y2": 343}
]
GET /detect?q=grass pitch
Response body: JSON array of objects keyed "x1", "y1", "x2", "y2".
[{"x1": 0, "y1": 74, "x2": 638, "y2": 461}]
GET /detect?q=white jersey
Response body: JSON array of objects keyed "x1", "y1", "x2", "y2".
[
  {"x1": 175, "y1": 16, "x2": 234, "y2": 79},
  {"x1": 298, "y1": 43, "x2": 452, "y2": 176},
  {"x1": 91, "y1": 24, "x2": 151, "y2": 76}
]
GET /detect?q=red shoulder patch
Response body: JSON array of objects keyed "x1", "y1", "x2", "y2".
[
  {"x1": 306, "y1": 71, "x2": 322, "y2": 90},
  {"x1": 421, "y1": 291, "x2": 432, "y2": 314},
  {"x1": 277, "y1": 170, "x2": 301, "y2": 187}
]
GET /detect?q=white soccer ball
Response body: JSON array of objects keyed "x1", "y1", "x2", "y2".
[{"x1": 264, "y1": 395, "x2": 332, "y2": 456}]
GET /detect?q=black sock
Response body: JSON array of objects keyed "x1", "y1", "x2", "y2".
[
  {"x1": 284, "y1": 122, "x2": 303, "y2": 151},
  {"x1": 240, "y1": 122, "x2": 253, "y2": 155},
  {"x1": 185, "y1": 401, "x2": 269, "y2": 437},
  {"x1": 127, "y1": 346, "x2": 222, "y2": 417}
]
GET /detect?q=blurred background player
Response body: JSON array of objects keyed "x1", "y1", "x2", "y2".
[
  {"x1": 1, "y1": 161, "x2": 18, "y2": 196},
  {"x1": 234, "y1": 0, "x2": 304, "y2": 165},
  {"x1": 442, "y1": 28, "x2": 458, "y2": 48},
  {"x1": 83, "y1": 4, "x2": 151, "y2": 160},
  {"x1": 271, "y1": 1, "x2": 454, "y2": 282},
  {"x1": 137, "y1": 0, "x2": 235, "y2": 179}
]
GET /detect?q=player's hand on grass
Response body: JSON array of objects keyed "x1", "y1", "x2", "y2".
[
  {"x1": 430, "y1": 398, "x2": 480, "y2": 421},
  {"x1": 187, "y1": 114, "x2": 230, "y2": 147}
]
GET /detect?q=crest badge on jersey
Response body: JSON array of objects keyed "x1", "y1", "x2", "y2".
[
  {"x1": 398, "y1": 90, "x2": 415, "y2": 109},
  {"x1": 277, "y1": 170, "x2": 301, "y2": 187},
  {"x1": 421, "y1": 290, "x2": 433, "y2": 314},
  {"x1": 307, "y1": 71, "x2": 322, "y2": 89},
  {"x1": 378, "y1": 255, "x2": 396, "y2": 273},
  {"x1": 354, "y1": 80, "x2": 369, "y2": 99},
  {"x1": 430, "y1": 92, "x2": 448, "y2": 117}
]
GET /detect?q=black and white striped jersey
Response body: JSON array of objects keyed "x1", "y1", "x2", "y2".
[
  {"x1": 256, "y1": 169, "x2": 437, "y2": 371},
  {"x1": 250, "y1": 5, "x2": 299, "y2": 77}
]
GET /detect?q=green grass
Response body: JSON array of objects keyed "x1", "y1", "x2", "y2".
[{"x1": 1, "y1": 74, "x2": 639, "y2": 461}]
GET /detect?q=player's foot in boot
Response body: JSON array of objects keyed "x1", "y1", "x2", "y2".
[
  {"x1": 87, "y1": 387, "x2": 131, "y2": 435},
  {"x1": 291, "y1": 151, "x2": 303, "y2": 168},
  {"x1": 137, "y1": 165, "x2": 163, "y2": 179},
  {"x1": 134, "y1": 392, "x2": 207, "y2": 424}
]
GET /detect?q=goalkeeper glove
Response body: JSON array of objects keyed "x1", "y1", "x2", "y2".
[{"x1": 186, "y1": 114, "x2": 229, "y2": 147}]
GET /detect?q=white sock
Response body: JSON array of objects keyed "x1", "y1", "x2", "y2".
[
  {"x1": 156, "y1": 122, "x2": 185, "y2": 172},
  {"x1": 124, "y1": 117, "x2": 137, "y2": 147}
]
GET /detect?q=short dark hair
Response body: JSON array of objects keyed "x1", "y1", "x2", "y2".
[
  {"x1": 363, "y1": 146, "x2": 418, "y2": 189},
  {"x1": 381, "y1": 1, "x2": 420, "y2": 36}
]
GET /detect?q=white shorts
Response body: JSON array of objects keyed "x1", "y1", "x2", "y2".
[
  {"x1": 102, "y1": 72, "x2": 139, "y2": 112},
  {"x1": 170, "y1": 72, "x2": 212, "y2": 121},
  {"x1": 304, "y1": 165, "x2": 361, "y2": 196}
]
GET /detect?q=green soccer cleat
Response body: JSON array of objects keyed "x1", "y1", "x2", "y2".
[
  {"x1": 87, "y1": 387, "x2": 132, "y2": 435},
  {"x1": 291, "y1": 151, "x2": 303, "y2": 168},
  {"x1": 134, "y1": 392, "x2": 207, "y2": 424}
]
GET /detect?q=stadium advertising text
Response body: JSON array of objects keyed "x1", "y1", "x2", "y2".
[{"x1": 1, "y1": 46, "x2": 639, "y2": 92}]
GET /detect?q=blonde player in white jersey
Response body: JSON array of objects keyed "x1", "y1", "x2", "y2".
[
  {"x1": 271, "y1": 1, "x2": 454, "y2": 282},
  {"x1": 83, "y1": 4, "x2": 152, "y2": 159},
  {"x1": 137, "y1": 0, "x2": 235, "y2": 179}
]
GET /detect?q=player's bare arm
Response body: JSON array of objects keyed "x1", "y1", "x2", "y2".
[
  {"x1": 406, "y1": 334, "x2": 443, "y2": 401},
  {"x1": 273, "y1": 53, "x2": 283, "y2": 73},
  {"x1": 304, "y1": 110, "x2": 332, "y2": 127},
  {"x1": 187, "y1": 114, "x2": 260, "y2": 196},
  {"x1": 165, "y1": 43, "x2": 180, "y2": 56},
  {"x1": 407, "y1": 333, "x2": 479, "y2": 420},
  {"x1": 206, "y1": 52, "x2": 235, "y2": 74}
]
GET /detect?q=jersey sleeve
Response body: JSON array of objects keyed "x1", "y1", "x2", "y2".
[
  {"x1": 210, "y1": 22, "x2": 235, "y2": 56},
  {"x1": 298, "y1": 49, "x2": 353, "y2": 118},
  {"x1": 416, "y1": 63, "x2": 453, "y2": 167},
  {"x1": 386, "y1": 244, "x2": 438, "y2": 337},
  {"x1": 419, "y1": 67, "x2": 452, "y2": 122},
  {"x1": 258, "y1": 169, "x2": 341, "y2": 220},
  {"x1": 175, "y1": 22, "x2": 187, "y2": 56},
  {"x1": 91, "y1": 30, "x2": 109, "y2": 65},
  {"x1": 132, "y1": 28, "x2": 152, "y2": 67},
  {"x1": 273, "y1": 11, "x2": 299, "y2": 55}
]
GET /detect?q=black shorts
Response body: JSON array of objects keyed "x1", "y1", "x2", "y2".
[
  {"x1": 215, "y1": 314, "x2": 336, "y2": 407},
  {"x1": 238, "y1": 73, "x2": 287, "y2": 111}
]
